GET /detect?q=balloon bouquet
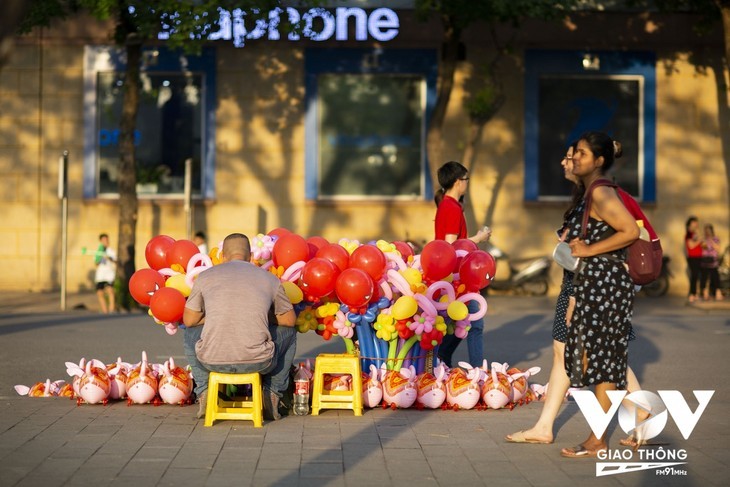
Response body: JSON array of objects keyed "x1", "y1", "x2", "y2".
[
  {"x1": 130, "y1": 229, "x2": 496, "y2": 378},
  {"x1": 129, "y1": 235, "x2": 219, "y2": 334}
]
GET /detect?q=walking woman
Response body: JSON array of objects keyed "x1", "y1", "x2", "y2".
[
  {"x1": 506, "y1": 140, "x2": 643, "y2": 448},
  {"x1": 433, "y1": 161, "x2": 490, "y2": 366},
  {"x1": 560, "y1": 132, "x2": 639, "y2": 458}
]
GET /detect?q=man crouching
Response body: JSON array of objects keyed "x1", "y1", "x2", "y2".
[{"x1": 183, "y1": 233, "x2": 297, "y2": 420}]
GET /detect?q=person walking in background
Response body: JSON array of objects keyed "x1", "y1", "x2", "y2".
[
  {"x1": 94, "y1": 233, "x2": 116, "y2": 314},
  {"x1": 700, "y1": 223, "x2": 723, "y2": 301},
  {"x1": 433, "y1": 161, "x2": 491, "y2": 367},
  {"x1": 685, "y1": 216, "x2": 702, "y2": 303},
  {"x1": 193, "y1": 231, "x2": 208, "y2": 255}
]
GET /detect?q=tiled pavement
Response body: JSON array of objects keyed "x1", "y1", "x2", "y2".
[{"x1": 0, "y1": 291, "x2": 728, "y2": 486}]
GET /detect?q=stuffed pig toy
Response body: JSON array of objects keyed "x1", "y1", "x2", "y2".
[
  {"x1": 506, "y1": 366, "x2": 541, "y2": 404},
  {"x1": 415, "y1": 363, "x2": 447, "y2": 409},
  {"x1": 14, "y1": 379, "x2": 66, "y2": 397},
  {"x1": 158, "y1": 357, "x2": 193, "y2": 405},
  {"x1": 126, "y1": 351, "x2": 159, "y2": 405},
  {"x1": 445, "y1": 363, "x2": 482, "y2": 410},
  {"x1": 106, "y1": 357, "x2": 131, "y2": 400},
  {"x1": 361, "y1": 364, "x2": 383, "y2": 408},
  {"x1": 482, "y1": 362, "x2": 512, "y2": 410},
  {"x1": 78, "y1": 361, "x2": 111, "y2": 405},
  {"x1": 381, "y1": 365, "x2": 418, "y2": 409}
]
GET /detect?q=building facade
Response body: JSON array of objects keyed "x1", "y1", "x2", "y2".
[{"x1": 1, "y1": 5, "x2": 728, "y2": 296}]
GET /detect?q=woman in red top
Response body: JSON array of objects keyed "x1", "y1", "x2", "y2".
[
  {"x1": 433, "y1": 161, "x2": 490, "y2": 367},
  {"x1": 685, "y1": 216, "x2": 702, "y2": 303}
]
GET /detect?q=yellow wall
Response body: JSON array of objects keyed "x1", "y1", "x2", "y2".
[{"x1": 1, "y1": 13, "x2": 727, "y2": 296}]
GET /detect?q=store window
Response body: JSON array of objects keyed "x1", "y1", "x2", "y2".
[
  {"x1": 83, "y1": 46, "x2": 216, "y2": 199},
  {"x1": 305, "y1": 48, "x2": 437, "y2": 200},
  {"x1": 524, "y1": 50, "x2": 656, "y2": 202}
]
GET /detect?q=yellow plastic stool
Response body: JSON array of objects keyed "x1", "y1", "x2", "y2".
[
  {"x1": 311, "y1": 353, "x2": 363, "y2": 416},
  {"x1": 204, "y1": 372, "x2": 263, "y2": 427}
]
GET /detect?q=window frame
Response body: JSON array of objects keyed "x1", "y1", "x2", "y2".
[
  {"x1": 83, "y1": 46, "x2": 216, "y2": 200},
  {"x1": 524, "y1": 49, "x2": 656, "y2": 202},
  {"x1": 304, "y1": 48, "x2": 437, "y2": 201}
]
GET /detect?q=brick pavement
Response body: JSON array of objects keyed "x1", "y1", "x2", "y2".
[{"x1": 0, "y1": 292, "x2": 728, "y2": 486}]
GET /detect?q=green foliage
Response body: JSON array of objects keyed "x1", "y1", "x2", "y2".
[
  {"x1": 626, "y1": 0, "x2": 724, "y2": 34},
  {"x1": 18, "y1": 1, "x2": 303, "y2": 53}
]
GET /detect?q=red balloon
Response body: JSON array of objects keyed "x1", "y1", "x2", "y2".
[
  {"x1": 459, "y1": 250, "x2": 497, "y2": 291},
  {"x1": 149, "y1": 287, "x2": 186, "y2": 323},
  {"x1": 300, "y1": 258, "x2": 340, "y2": 298},
  {"x1": 129, "y1": 268, "x2": 166, "y2": 306},
  {"x1": 420, "y1": 240, "x2": 457, "y2": 281},
  {"x1": 452, "y1": 239, "x2": 477, "y2": 272},
  {"x1": 335, "y1": 268, "x2": 374, "y2": 309},
  {"x1": 272, "y1": 233, "x2": 309, "y2": 268},
  {"x1": 393, "y1": 241, "x2": 414, "y2": 261},
  {"x1": 145, "y1": 235, "x2": 175, "y2": 270},
  {"x1": 349, "y1": 245, "x2": 387, "y2": 281},
  {"x1": 267, "y1": 227, "x2": 291, "y2": 241},
  {"x1": 166, "y1": 239, "x2": 200, "y2": 270},
  {"x1": 306, "y1": 236, "x2": 329, "y2": 251},
  {"x1": 316, "y1": 243, "x2": 350, "y2": 272},
  {"x1": 452, "y1": 239, "x2": 478, "y2": 253}
]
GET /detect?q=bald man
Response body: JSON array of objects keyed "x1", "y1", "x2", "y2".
[{"x1": 183, "y1": 233, "x2": 297, "y2": 420}]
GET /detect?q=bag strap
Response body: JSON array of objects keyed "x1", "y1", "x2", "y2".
[{"x1": 580, "y1": 178, "x2": 618, "y2": 239}]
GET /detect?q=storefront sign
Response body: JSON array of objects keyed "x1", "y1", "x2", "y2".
[{"x1": 160, "y1": 7, "x2": 400, "y2": 47}]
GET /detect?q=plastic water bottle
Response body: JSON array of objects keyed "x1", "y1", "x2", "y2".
[{"x1": 293, "y1": 363, "x2": 310, "y2": 416}]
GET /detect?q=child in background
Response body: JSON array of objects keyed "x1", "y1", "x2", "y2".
[
  {"x1": 94, "y1": 233, "x2": 117, "y2": 313},
  {"x1": 700, "y1": 224, "x2": 723, "y2": 301}
]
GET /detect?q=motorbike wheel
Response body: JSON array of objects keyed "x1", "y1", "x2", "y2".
[
  {"x1": 642, "y1": 275, "x2": 669, "y2": 297},
  {"x1": 519, "y1": 279, "x2": 549, "y2": 296}
]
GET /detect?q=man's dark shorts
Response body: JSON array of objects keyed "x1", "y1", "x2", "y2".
[{"x1": 96, "y1": 281, "x2": 113, "y2": 291}]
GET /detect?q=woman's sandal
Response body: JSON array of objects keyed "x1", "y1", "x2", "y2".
[
  {"x1": 505, "y1": 431, "x2": 553, "y2": 444},
  {"x1": 619, "y1": 435, "x2": 668, "y2": 450},
  {"x1": 560, "y1": 445, "x2": 604, "y2": 458}
]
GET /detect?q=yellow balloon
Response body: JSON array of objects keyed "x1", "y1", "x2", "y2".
[
  {"x1": 447, "y1": 301, "x2": 469, "y2": 321},
  {"x1": 165, "y1": 273, "x2": 191, "y2": 297},
  {"x1": 401, "y1": 267, "x2": 422, "y2": 286},
  {"x1": 391, "y1": 295, "x2": 417, "y2": 321},
  {"x1": 282, "y1": 281, "x2": 303, "y2": 304},
  {"x1": 209, "y1": 247, "x2": 221, "y2": 265}
]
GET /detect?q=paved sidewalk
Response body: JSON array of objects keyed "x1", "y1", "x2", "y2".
[{"x1": 0, "y1": 292, "x2": 728, "y2": 486}]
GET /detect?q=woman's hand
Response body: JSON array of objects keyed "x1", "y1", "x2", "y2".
[
  {"x1": 568, "y1": 238, "x2": 592, "y2": 258},
  {"x1": 472, "y1": 226, "x2": 491, "y2": 244}
]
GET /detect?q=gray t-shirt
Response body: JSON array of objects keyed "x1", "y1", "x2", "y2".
[{"x1": 185, "y1": 260, "x2": 293, "y2": 365}]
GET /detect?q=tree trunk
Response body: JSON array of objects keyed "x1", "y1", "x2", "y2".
[
  {"x1": 116, "y1": 36, "x2": 141, "y2": 310},
  {"x1": 714, "y1": 1, "x2": 730, "y2": 222},
  {"x1": 719, "y1": 2, "x2": 730, "y2": 72},
  {"x1": 0, "y1": 0, "x2": 32, "y2": 72},
  {"x1": 426, "y1": 16, "x2": 461, "y2": 186},
  {"x1": 460, "y1": 120, "x2": 487, "y2": 234}
]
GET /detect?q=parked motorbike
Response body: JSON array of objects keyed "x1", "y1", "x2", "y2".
[
  {"x1": 639, "y1": 256, "x2": 672, "y2": 297},
  {"x1": 484, "y1": 243, "x2": 551, "y2": 295}
]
